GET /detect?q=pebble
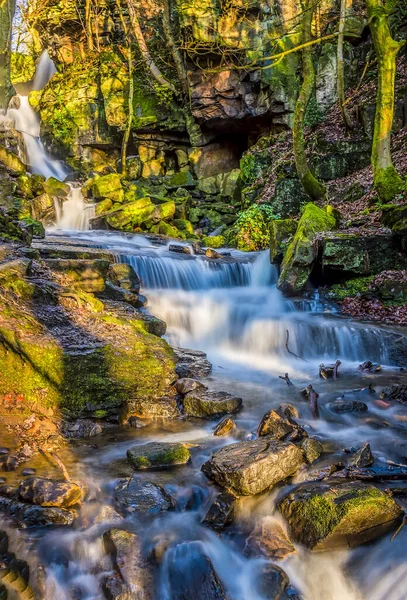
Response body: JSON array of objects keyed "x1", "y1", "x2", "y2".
[
  {"x1": 0, "y1": 448, "x2": 9, "y2": 455},
  {"x1": 21, "y1": 468, "x2": 36, "y2": 476}
]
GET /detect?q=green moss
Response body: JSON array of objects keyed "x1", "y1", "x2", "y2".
[
  {"x1": 173, "y1": 219, "x2": 194, "y2": 234},
  {"x1": 374, "y1": 166, "x2": 405, "y2": 202},
  {"x1": 20, "y1": 217, "x2": 45, "y2": 238},
  {"x1": 269, "y1": 218, "x2": 298, "y2": 263},
  {"x1": 92, "y1": 174, "x2": 124, "y2": 203},
  {"x1": 127, "y1": 442, "x2": 191, "y2": 469},
  {"x1": 10, "y1": 52, "x2": 36, "y2": 85},
  {"x1": 201, "y1": 235, "x2": 225, "y2": 248},
  {"x1": 329, "y1": 277, "x2": 374, "y2": 301}
]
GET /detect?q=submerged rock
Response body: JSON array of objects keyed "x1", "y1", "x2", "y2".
[
  {"x1": 329, "y1": 399, "x2": 368, "y2": 414},
  {"x1": 127, "y1": 442, "x2": 191, "y2": 470},
  {"x1": 18, "y1": 478, "x2": 84, "y2": 508},
  {"x1": 164, "y1": 541, "x2": 226, "y2": 600},
  {"x1": 278, "y1": 481, "x2": 403, "y2": 551},
  {"x1": 202, "y1": 438, "x2": 304, "y2": 496},
  {"x1": 123, "y1": 397, "x2": 180, "y2": 421},
  {"x1": 183, "y1": 390, "x2": 242, "y2": 418},
  {"x1": 115, "y1": 476, "x2": 172, "y2": 514},
  {"x1": 61, "y1": 419, "x2": 103, "y2": 438},
  {"x1": 245, "y1": 517, "x2": 295, "y2": 561},
  {"x1": 202, "y1": 491, "x2": 238, "y2": 532}
]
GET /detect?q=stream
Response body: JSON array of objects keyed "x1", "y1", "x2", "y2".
[{"x1": 3, "y1": 53, "x2": 407, "y2": 600}]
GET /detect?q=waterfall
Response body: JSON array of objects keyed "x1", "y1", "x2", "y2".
[{"x1": 7, "y1": 51, "x2": 91, "y2": 231}]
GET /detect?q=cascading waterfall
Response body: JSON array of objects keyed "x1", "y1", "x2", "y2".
[{"x1": 7, "y1": 51, "x2": 91, "y2": 230}]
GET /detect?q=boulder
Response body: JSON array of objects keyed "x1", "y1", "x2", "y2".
[
  {"x1": 115, "y1": 476, "x2": 172, "y2": 514},
  {"x1": 278, "y1": 203, "x2": 337, "y2": 296},
  {"x1": 213, "y1": 417, "x2": 236, "y2": 437},
  {"x1": 278, "y1": 481, "x2": 403, "y2": 551},
  {"x1": 202, "y1": 438, "x2": 304, "y2": 496},
  {"x1": 202, "y1": 491, "x2": 238, "y2": 532},
  {"x1": 183, "y1": 390, "x2": 242, "y2": 418},
  {"x1": 382, "y1": 204, "x2": 407, "y2": 236},
  {"x1": 108, "y1": 262, "x2": 140, "y2": 294},
  {"x1": 106, "y1": 198, "x2": 156, "y2": 230},
  {"x1": 164, "y1": 541, "x2": 226, "y2": 600},
  {"x1": 257, "y1": 410, "x2": 296, "y2": 440},
  {"x1": 0, "y1": 495, "x2": 76, "y2": 527},
  {"x1": 43, "y1": 177, "x2": 70, "y2": 198},
  {"x1": 269, "y1": 219, "x2": 298, "y2": 264},
  {"x1": 92, "y1": 174, "x2": 124, "y2": 203},
  {"x1": 0, "y1": 455, "x2": 18, "y2": 471},
  {"x1": 100, "y1": 281, "x2": 143, "y2": 307},
  {"x1": 127, "y1": 442, "x2": 191, "y2": 470},
  {"x1": 18, "y1": 478, "x2": 84, "y2": 508},
  {"x1": 245, "y1": 517, "x2": 295, "y2": 561},
  {"x1": 123, "y1": 397, "x2": 180, "y2": 421},
  {"x1": 61, "y1": 419, "x2": 103, "y2": 439},
  {"x1": 256, "y1": 564, "x2": 290, "y2": 600},
  {"x1": 329, "y1": 400, "x2": 368, "y2": 414},
  {"x1": 0, "y1": 146, "x2": 25, "y2": 174},
  {"x1": 44, "y1": 258, "x2": 109, "y2": 292}
]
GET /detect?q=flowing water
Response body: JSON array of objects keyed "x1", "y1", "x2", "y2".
[{"x1": 3, "y1": 54, "x2": 407, "y2": 600}]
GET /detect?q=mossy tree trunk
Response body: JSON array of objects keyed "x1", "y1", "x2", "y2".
[
  {"x1": 367, "y1": 0, "x2": 405, "y2": 201},
  {"x1": 116, "y1": 0, "x2": 134, "y2": 174},
  {"x1": 337, "y1": 0, "x2": 353, "y2": 129},
  {"x1": 0, "y1": 0, "x2": 16, "y2": 110},
  {"x1": 293, "y1": 0, "x2": 326, "y2": 200},
  {"x1": 85, "y1": 0, "x2": 94, "y2": 51}
]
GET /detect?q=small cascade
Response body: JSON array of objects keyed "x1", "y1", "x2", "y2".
[{"x1": 53, "y1": 184, "x2": 95, "y2": 231}]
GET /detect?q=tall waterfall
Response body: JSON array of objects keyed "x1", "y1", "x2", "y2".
[{"x1": 7, "y1": 51, "x2": 91, "y2": 231}]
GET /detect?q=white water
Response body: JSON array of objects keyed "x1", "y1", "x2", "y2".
[{"x1": 7, "y1": 51, "x2": 91, "y2": 230}]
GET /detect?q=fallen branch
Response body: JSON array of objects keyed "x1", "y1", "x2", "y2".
[
  {"x1": 391, "y1": 514, "x2": 407, "y2": 542},
  {"x1": 301, "y1": 384, "x2": 319, "y2": 418},
  {"x1": 38, "y1": 448, "x2": 71, "y2": 482},
  {"x1": 279, "y1": 373, "x2": 293, "y2": 385},
  {"x1": 319, "y1": 360, "x2": 341, "y2": 379},
  {"x1": 285, "y1": 330, "x2": 309, "y2": 362}
]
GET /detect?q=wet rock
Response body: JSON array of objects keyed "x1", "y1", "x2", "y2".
[
  {"x1": 331, "y1": 461, "x2": 407, "y2": 482},
  {"x1": 127, "y1": 442, "x2": 191, "y2": 470},
  {"x1": 61, "y1": 419, "x2": 103, "y2": 438},
  {"x1": 257, "y1": 410, "x2": 296, "y2": 439},
  {"x1": 0, "y1": 496, "x2": 76, "y2": 527},
  {"x1": 0, "y1": 449, "x2": 9, "y2": 456},
  {"x1": 257, "y1": 563, "x2": 290, "y2": 599},
  {"x1": 104, "y1": 528, "x2": 153, "y2": 600},
  {"x1": 0, "y1": 478, "x2": 5, "y2": 485},
  {"x1": 349, "y1": 443, "x2": 374, "y2": 468},
  {"x1": 213, "y1": 417, "x2": 236, "y2": 437},
  {"x1": 128, "y1": 417, "x2": 149, "y2": 428},
  {"x1": 202, "y1": 438, "x2": 304, "y2": 496},
  {"x1": 183, "y1": 390, "x2": 242, "y2": 418},
  {"x1": 278, "y1": 404, "x2": 299, "y2": 419},
  {"x1": 164, "y1": 541, "x2": 226, "y2": 600},
  {"x1": 169, "y1": 244, "x2": 192, "y2": 255},
  {"x1": 101, "y1": 573, "x2": 132, "y2": 600},
  {"x1": 278, "y1": 481, "x2": 403, "y2": 551},
  {"x1": 0, "y1": 455, "x2": 19, "y2": 472},
  {"x1": 176, "y1": 378, "x2": 207, "y2": 395},
  {"x1": 245, "y1": 517, "x2": 295, "y2": 561},
  {"x1": 21, "y1": 468, "x2": 36, "y2": 476},
  {"x1": 202, "y1": 491, "x2": 238, "y2": 532},
  {"x1": 100, "y1": 281, "x2": 144, "y2": 307},
  {"x1": 306, "y1": 462, "x2": 346, "y2": 481},
  {"x1": 124, "y1": 396, "x2": 180, "y2": 420},
  {"x1": 114, "y1": 475, "x2": 172, "y2": 514},
  {"x1": 44, "y1": 258, "x2": 110, "y2": 293},
  {"x1": 381, "y1": 384, "x2": 407, "y2": 404},
  {"x1": 205, "y1": 248, "x2": 223, "y2": 259},
  {"x1": 107, "y1": 262, "x2": 140, "y2": 294},
  {"x1": 301, "y1": 438, "x2": 323, "y2": 464},
  {"x1": 18, "y1": 478, "x2": 84, "y2": 508},
  {"x1": 173, "y1": 347, "x2": 212, "y2": 378},
  {"x1": 328, "y1": 399, "x2": 368, "y2": 414}
]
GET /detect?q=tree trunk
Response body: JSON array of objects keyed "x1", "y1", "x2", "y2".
[
  {"x1": 367, "y1": 0, "x2": 405, "y2": 201},
  {"x1": 85, "y1": 0, "x2": 94, "y2": 51},
  {"x1": 293, "y1": 0, "x2": 326, "y2": 200},
  {"x1": 125, "y1": 0, "x2": 176, "y2": 93},
  {"x1": 0, "y1": 0, "x2": 16, "y2": 109},
  {"x1": 337, "y1": 0, "x2": 352, "y2": 129},
  {"x1": 162, "y1": 0, "x2": 188, "y2": 97}
]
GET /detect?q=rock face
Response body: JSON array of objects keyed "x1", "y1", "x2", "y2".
[
  {"x1": 107, "y1": 262, "x2": 141, "y2": 294},
  {"x1": 44, "y1": 258, "x2": 110, "y2": 292},
  {"x1": 202, "y1": 439, "x2": 304, "y2": 496},
  {"x1": 115, "y1": 476, "x2": 172, "y2": 514},
  {"x1": 278, "y1": 481, "x2": 403, "y2": 551},
  {"x1": 183, "y1": 390, "x2": 242, "y2": 418},
  {"x1": 18, "y1": 478, "x2": 84, "y2": 508},
  {"x1": 127, "y1": 442, "x2": 191, "y2": 470}
]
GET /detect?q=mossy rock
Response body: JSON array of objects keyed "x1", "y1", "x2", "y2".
[
  {"x1": 201, "y1": 235, "x2": 225, "y2": 249},
  {"x1": 0, "y1": 291, "x2": 176, "y2": 418},
  {"x1": 164, "y1": 171, "x2": 196, "y2": 190},
  {"x1": 20, "y1": 217, "x2": 45, "y2": 238},
  {"x1": 0, "y1": 146, "x2": 25, "y2": 174},
  {"x1": 329, "y1": 277, "x2": 374, "y2": 301},
  {"x1": 272, "y1": 178, "x2": 310, "y2": 218},
  {"x1": 151, "y1": 221, "x2": 183, "y2": 239},
  {"x1": 108, "y1": 262, "x2": 140, "y2": 294},
  {"x1": 106, "y1": 197, "x2": 155, "y2": 230},
  {"x1": 95, "y1": 199, "x2": 113, "y2": 216},
  {"x1": 10, "y1": 52, "x2": 36, "y2": 85},
  {"x1": 43, "y1": 177, "x2": 70, "y2": 199},
  {"x1": 278, "y1": 481, "x2": 403, "y2": 551},
  {"x1": 172, "y1": 219, "x2": 194, "y2": 235},
  {"x1": 127, "y1": 442, "x2": 190, "y2": 469},
  {"x1": 270, "y1": 219, "x2": 298, "y2": 264},
  {"x1": 381, "y1": 204, "x2": 407, "y2": 235},
  {"x1": 278, "y1": 203, "x2": 337, "y2": 296},
  {"x1": 92, "y1": 174, "x2": 124, "y2": 203},
  {"x1": 44, "y1": 259, "x2": 110, "y2": 293}
]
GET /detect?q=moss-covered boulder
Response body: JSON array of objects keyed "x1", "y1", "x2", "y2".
[
  {"x1": 127, "y1": 442, "x2": 190, "y2": 469},
  {"x1": 0, "y1": 146, "x2": 25, "y2": 174},
  {"x1": 44, "y1": 259, "x2": 110, "y2": 293},
  {"x1": 92, "y1": 174, "x2": 124, "y2": 203},
  {"x1": 278, "y1": 203, "x2": 337, "y2": 296},
  {"x1": 270, "y1": 219, "x2": 298, "y2": 264},
  {"x1": 278, "y1": 481, "x2": 403, "y2": 551},
  {"x1": 108, "y1": 262, "x2": 140, "y2": 294},
  {"x1": 164, "y1": 171, "x2": 196, "y2": 190},
  {"x1": 43, "y1": 177, "x2": 70, "y2": 199},
  {"x1": 201, "y1": 235, "x2": 225, "y2": 249},
  {"x1": 106, "y1": 198, "x2": 155, "y2": 230},
  {"x1": 381, "y1": 205, "x2": 407, "y2": 236}
]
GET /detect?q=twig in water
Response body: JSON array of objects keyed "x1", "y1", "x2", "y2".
[
  {"x1": 279, "y1": 373, "x2": 293, "y2": 385},
  {"x1": 39, "y1": 448, "x2": 71, "y2": 482},
  {"x1": 391, "y1": 515, "x2": 407, "y2": 542},
  {"x1": 285, "y1": 330, "x2": 309, "y2": 362}
]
